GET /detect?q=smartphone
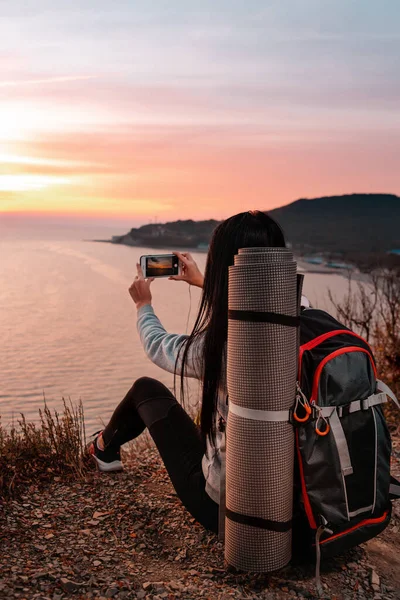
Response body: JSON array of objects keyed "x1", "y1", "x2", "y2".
[{"x1": 140, "y1": 254, "x2": 181, "y2": 278}]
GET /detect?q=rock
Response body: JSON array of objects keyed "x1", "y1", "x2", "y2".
[
  {"x1": 136, "y1": 591, "x2": 146, "y2": 599},
  {"x1": 60, "y1": 578, "x2": 81, "y2": 593},
  {"x1": 93, "y1": 511, "x2": 110, "y2": 519},
  {"x1": 105, "y1": 586, "x2": 119, "y2": 597},
  {"x1": 370, "y1": 570, "x2": 380, "y2": 588},
  {"x1": 93, "y1": 560, "x2": 102, "y2": 567},
  {"x1": 143, "y1": 581, "x2": 153, "y2": 590},
  {"x1": 169, "y1": 581, "x2": 183, "y2": 591}
]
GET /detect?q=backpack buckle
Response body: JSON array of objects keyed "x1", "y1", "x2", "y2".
[{"x1": 361, "y1": 397, "x2": 370, "y2": 411}]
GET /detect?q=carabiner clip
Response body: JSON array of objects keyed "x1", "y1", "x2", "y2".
[
  {"x1": 315, "y1": 412, "x2": 330, "y2": 436},
  {"x1": 293, "y1": 384, "x2": 312, "y2": 423}
]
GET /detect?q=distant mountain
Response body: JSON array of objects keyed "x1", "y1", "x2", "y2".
[
  {"x1": 112, "y1": 194, "x2": 400, "y2": 255},
  {"x1": 269, "y1": 194, "x2": 400, "y2": 254},
  {"x1": 112, "y1": 219, "x2": 219, "y2": 249}
]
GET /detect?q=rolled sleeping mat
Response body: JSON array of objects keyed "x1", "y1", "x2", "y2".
[
  {"x1": 235, "y1": 247, "x2": 294, "y2": 267},
  {"x1": 234, "y1": 252, "x2": 294, "y2": 266},
  {"x1": 225, "y1": 247, "x2": 300, "y2": 572},
  {"x1": 238, "y1": 246, "x2": 294, "y2": 255}
]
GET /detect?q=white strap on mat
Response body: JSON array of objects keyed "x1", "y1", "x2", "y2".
[{"x1": 229, "y1": 402, "x2": 290, "y2": 422}]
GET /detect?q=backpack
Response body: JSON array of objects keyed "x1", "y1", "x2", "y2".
[{"x1": 292, "y1": 307, "x2": 400, "y2": 566}]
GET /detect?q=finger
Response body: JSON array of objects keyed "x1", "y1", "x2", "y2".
[
  {"x1": 173, "y1": 251, "x2": 189, "y2": 265},
  {"x1": 168, "y1": 275, "x2": 186, "y2": 281},
  {"x1": 147, "y1": 277, "x2": 155, "y2": 284},
  {"x1": 136, "y1": 263, "x2": 144, "y2": 279}
]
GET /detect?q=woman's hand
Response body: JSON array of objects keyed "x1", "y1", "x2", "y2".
[
  {"x1": 129, "y1": 264, "x2": 155, "y2": 309},
  {"x1": 169, "y1": 251, "x2": 204, "y2": 288}
]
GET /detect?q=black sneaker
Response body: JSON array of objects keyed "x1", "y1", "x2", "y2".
[{"x1": 87, "y1": 431, "x2": 123, "y2": 473}]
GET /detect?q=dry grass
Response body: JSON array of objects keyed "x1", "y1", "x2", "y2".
[
  {"x1": 328, "y1": 265, "x2": 400, "y2": 429},
  {"x1": 0, "y1": 390, "x2": 198, "y2": 500},
  {"x1": 0, "y1": 400, "x2": 89, "y2": 501}
]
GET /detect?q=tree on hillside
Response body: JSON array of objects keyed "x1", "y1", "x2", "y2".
[{"x1": 328, "y1": 261, "x2": 400, "y2": 429}]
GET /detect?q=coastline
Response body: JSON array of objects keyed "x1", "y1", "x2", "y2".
[{"x1": 87, "y1": 238, "x2": 356, "y2": 276}]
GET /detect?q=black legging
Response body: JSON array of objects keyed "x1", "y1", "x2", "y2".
[{"x1": 102, "y1": 376, "x2": 219, "y2": 533}]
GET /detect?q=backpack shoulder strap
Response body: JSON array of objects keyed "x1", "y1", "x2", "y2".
[
  {"x1": 376, "y1": 379, "x2": 400, "y2": 410},
  {"x1": 390, "y1": 475, "x2": 400, "y2": 501},
  {"x1": 375, "y1": 381, "x2": 400, "y2": 501}
]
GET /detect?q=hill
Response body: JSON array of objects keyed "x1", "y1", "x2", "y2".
[
  {"x1": 269, "y1": 193, "x2": 400, "y2": 254},
  {"x1": 112, "y1": 194, "x2": 400, "y2": 255},
  {"x1": 112, "y1": 219, "x2": 219, "y2": 249}
]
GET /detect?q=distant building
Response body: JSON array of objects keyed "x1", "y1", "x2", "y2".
[
  {"x1": 304, "y1": 256, "x2": 324, "y2": 265},
  {"x1": 325, "y1": 261, "x2": 352, "y2": 270}
]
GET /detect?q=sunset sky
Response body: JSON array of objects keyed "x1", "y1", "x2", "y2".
[{"x1": 1, "y1": 1, "x2": 399, "y2": 225}]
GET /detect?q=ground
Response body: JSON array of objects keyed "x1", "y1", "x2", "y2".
[{"x1": 1, "y1": 442, "x2": 399, "y2": 600}]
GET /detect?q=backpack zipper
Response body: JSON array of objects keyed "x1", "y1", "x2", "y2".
[
  {"x1": 296, "y1": 336, "x2": 377, "y2": 531},
  {"x1": 310, "y1": 346, "x2": 377, "y2": 404},
  {"x1": 295, "y1": 429, "x2": 318, "y2": 530},
  {"x1": 298, "y1": 329, "x2": 372, "y2": 380},
  {"x1": 319, "y1": 510, "x2": 389, "y2": 545}
]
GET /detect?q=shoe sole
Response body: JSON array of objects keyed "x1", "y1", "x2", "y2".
[{"x1": 91, "y1": 454, "x2": 123, "y2": 473}]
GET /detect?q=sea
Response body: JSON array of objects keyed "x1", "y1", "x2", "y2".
[{"x1": 0, "y1": 220, "x2": 351, "y2": 433}]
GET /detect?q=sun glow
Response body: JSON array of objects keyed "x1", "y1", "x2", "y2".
[
  {"x1": 0, "y1": 174, "x2": 71, "y2": 192},
  {"x1": 1, "y1": 2, "x2": 398, "y2": 223},
  {"x1": 0, "y1": 154, "x2": 93, "y2": 168}
]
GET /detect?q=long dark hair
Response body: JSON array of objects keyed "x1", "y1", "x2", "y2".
[{"x1": 178, "y1": 211, "x2": 286, "y2": 440}]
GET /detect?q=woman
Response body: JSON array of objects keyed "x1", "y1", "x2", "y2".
[{"x1": 88, "y1": 211, "x2": 289, "y2": 534}]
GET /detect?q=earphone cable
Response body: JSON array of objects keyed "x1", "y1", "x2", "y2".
[{"x1": 185, "y1": 284, "x2": 192, "y2": 334}]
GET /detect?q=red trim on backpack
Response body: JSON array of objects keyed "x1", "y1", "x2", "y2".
[
  {"x1": 319, "y1": 510, "x2": 389, "y2": 545},
  {"x1": 295, "y1": 429, "x2": 317, "y2": 530},
  {"x1": 311, "y1": 346, "x2": 377, "y2": 403},
  {"x1": 298, "y1": 329, "x2": 372, "y2": 380}
]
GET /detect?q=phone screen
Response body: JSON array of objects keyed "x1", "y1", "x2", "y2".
[{"x1": 144, "y1": 255, "x2": 179, "y2": 277}]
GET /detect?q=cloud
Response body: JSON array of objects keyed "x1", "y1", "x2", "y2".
[
  {"x1": 1, "y1": 1, "x2": 399, "y2": 219},
  {"x1": 0, "y1": 75, "x2": 97, "y2": 88},
  {"x1": 0, "y1": 174, "x2": 71, "y2": 192}
]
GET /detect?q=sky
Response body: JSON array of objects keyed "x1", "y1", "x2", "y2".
[{"x1": 0, "y1": 0, "x2": 399, "y2": 225}]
